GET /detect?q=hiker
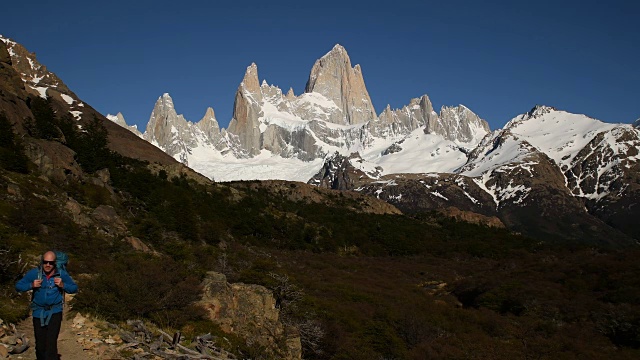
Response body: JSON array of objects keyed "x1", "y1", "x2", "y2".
[{"x1": 15, "y1": 251, "x2": 78, "y2": 360}]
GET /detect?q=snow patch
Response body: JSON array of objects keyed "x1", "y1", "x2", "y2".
[
  {"x1": 61, "y1": 94, "x2": 74, "y2": 105},
  {"x1": 30, "y1": 85, "x2": 48, "y2": 99},
  {"x1": 69, "y1": 111, "x2": 82, "y2": 120},
  {"x1": 431, "y1": 191, "x2": 448, "y2": 200}
]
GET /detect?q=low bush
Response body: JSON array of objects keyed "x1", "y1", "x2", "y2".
[{"x1": 75, "y1": 254, "x2": 205, "y2": 329}]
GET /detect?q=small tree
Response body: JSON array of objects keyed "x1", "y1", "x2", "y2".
[
  {"x1": 267, "y1": 272, "x2": 325, "y2": 356},
  {"x1": 0, "y1": 112, "x2": 29, "y2": 173},
  {"x1": 74, "y1": 115, "x2": 111, "y2": 173},
  {"x1": 27, "y1": 97, "x2": 62, "y2": 140}
]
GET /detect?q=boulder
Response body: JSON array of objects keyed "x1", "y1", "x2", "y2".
[
  {"x1": 198, "y1": 272, "x2": 301, "y2": 360},
  {"x1": 91, "y1": 205, "x2": 127, "y2": 234}
]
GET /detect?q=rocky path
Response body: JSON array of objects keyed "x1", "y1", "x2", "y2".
[{"x1": 9, "y1": 311, "x2": 115, "y2": 360}]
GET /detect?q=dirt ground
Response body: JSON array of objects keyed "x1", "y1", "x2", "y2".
[{"x1": 9, "y1": 311, "x2": 104, "y2": 360}]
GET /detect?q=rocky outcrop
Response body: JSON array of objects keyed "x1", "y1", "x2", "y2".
[
  {"x1": 304, "y1": 44, "x2": 377, "y2": 125},
  {"x1": 91, "y1": 205, "x2": 128, "y2": 236},
  {"x1": 23, "y1": 139, "x2": 83, "y2": 184},
  {"x1": 309, "y1": 152, "x2": 375, "y2": 190},
  {"x1": 198, "y1": 272, "x2": 301, "y2": 360},
  {"x1": 439, "y1": 206, "x2": 505, "y2": 228}
]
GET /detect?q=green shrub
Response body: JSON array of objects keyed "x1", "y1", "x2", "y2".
[{"x1": 75, "y1": 254, "x2": 204, "y2": 328}]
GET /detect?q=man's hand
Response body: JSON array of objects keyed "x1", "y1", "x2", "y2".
[
  {"x1": 54, "y1": 277, "x2": 64, "y2": 288},
  {"x1": 32, "y1": 279, "x2": 42, "y2": 288}
]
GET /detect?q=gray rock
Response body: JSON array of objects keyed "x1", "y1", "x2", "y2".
[
  {"x1": 304, "y1": 44, "x2": 377, "y2": 125},
  {"x1": 198, "y1": 271, "x2": 302, "y2": 360},
  {"x1": 373, "y1": 95, "x2": 438, "y2": 138},
  {"x1": 144, "y1": 93, "x2": 228, "y2": 164},
  {"x1": 431, "y1": 105, "x2": 490, "y2": 143},
  {"x1": 227, "y1": 63, "x2": 263, "y2": 156}
]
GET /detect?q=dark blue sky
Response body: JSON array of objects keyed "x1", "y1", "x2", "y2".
[{"x1": 3, "y1": 0, "x2": 639, "y2": 131}]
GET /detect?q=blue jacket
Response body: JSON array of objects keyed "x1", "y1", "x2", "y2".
[{"x1": 15, "y1": 267, "x2": 78, "y2": 326}]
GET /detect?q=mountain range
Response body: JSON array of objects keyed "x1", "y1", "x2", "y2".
[{"x1": 2, "y1": 35, "x2": 638, "y2": 244}]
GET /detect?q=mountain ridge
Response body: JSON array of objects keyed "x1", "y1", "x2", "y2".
[{"x1": 5, "y1": 34, "x2": 637, "y2": 243}]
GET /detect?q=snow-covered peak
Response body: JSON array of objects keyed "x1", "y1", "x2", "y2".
[
  {"x1": 504, "y1": 107, "x2": 618, "y2": 170},
  {"x1": 525, "y1": 105, "x2": 556, "y2": 119},
  {"x1": 504, "y1": 105, "x2": 556, "y2": 128},
  {"x1": 634, "y1": 118, "x2": 640, "y2": 128}
]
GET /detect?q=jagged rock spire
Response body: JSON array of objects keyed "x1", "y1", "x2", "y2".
[
  {"x1": 304, "y1": 44, "x2": 377, "y2": 125},
  {"x1": 373, "y1": 94, "x2": 439, "y2": 138},
  {"x1": 109, "y1": 112, "x2": 127, "y2": 127},
  {"x1": 144, "y1": 93, "x2": 183, "y2": 145},
  {"x1": 240, "y1": 63, "x2": 262, "y2": 100},
  {"x1": 107, "y1": 112, "x2": 142, "y2": 137},
  {"x1": 285, "y1": 87, "x2": 295, "y2": 101},
  {"x1": 227, "y1": 64, "x2": 263, "y2": 156},
  {"x1": 197, "y1": 107, "x2": 222, "y2": 140}
]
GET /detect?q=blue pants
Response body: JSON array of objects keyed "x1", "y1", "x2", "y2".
[{"x1": 33, "y1": 312, "x2": 62, "y2": 360}]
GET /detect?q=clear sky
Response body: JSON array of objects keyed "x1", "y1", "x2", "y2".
[{"x1": 2, "y1": 0, "x2": 639, "y2": 131}]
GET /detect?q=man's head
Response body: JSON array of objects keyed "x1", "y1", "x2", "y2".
[{"x1": 42, "y1": 251, "x2": 56, "y2": 274}]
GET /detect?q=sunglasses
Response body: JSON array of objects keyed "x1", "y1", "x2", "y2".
[{"x1": 42, "y1": 260, "x2": 56, "y2": 265}]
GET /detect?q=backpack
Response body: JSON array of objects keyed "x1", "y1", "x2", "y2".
[
  {"x1": 54, "y1": 251, "x2": 69, "y2": 275},
  {"x1": 54, "y1": 251, "x2": 69, "y2": 307}
]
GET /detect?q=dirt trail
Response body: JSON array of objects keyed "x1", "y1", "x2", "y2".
[{"x1": 9, "y1": 311, "x2": 105, "y2": 360}]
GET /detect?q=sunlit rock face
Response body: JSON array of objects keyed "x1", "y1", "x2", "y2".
[
  {"x1": 304, "y1": 44, "x2": 377, "y2": 125},
  {"x1": 227, "y1": 63, "x2": 263, "y2": 156}
]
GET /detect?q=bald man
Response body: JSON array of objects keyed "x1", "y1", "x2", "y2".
[{"x1": 16, "y1": 251, "x2": 78, "y2": 360}]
